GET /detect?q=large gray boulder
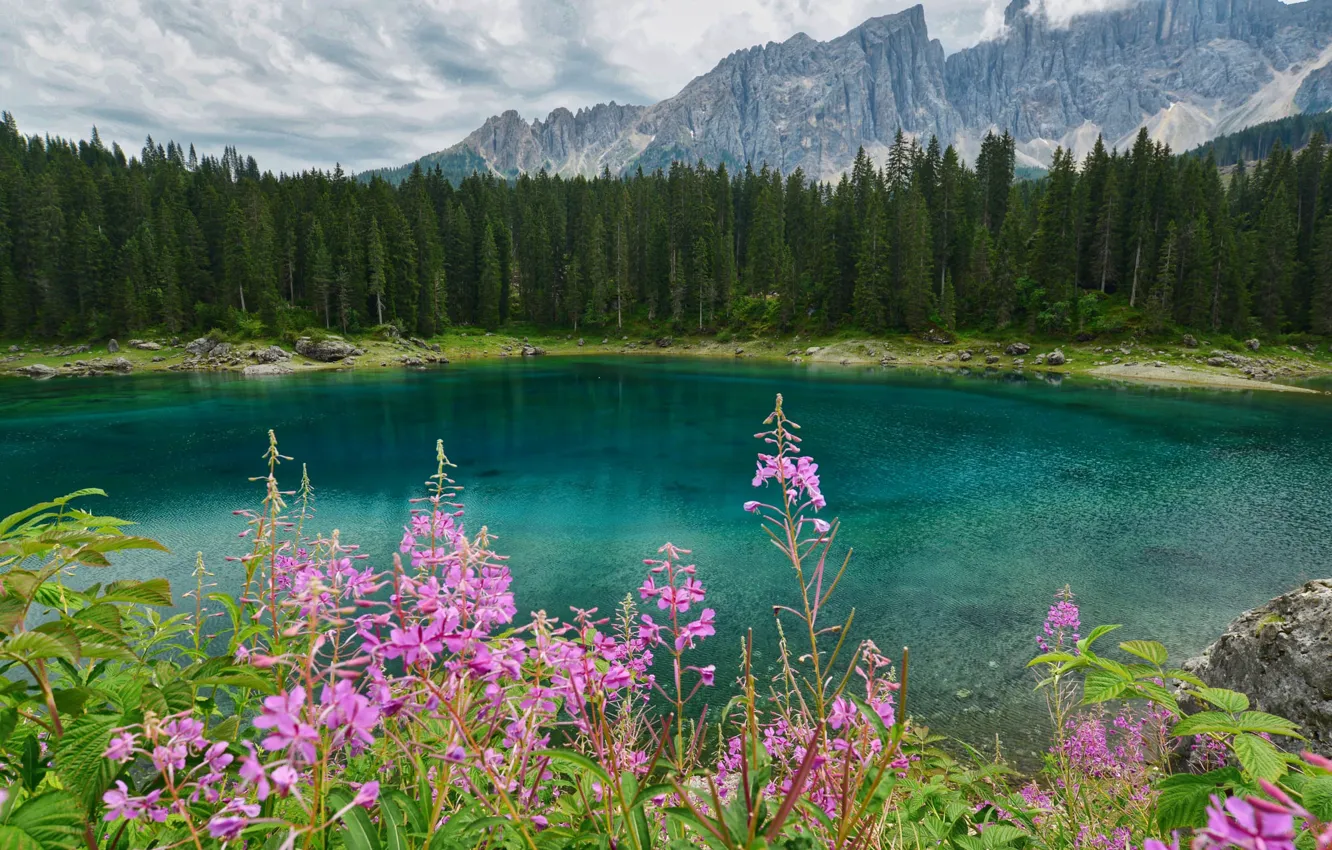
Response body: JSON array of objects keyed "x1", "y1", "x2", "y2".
[
  {"x1": 1005, "y1": 342, "x2": 1031, "y2": 356},
  {"x1": 1185, "y1": 580, "x2": 1332, "y2": 752},
  {"x1": 107, "y1": 357, "x2": 133, "y2": 372},
  {"x1": 185, "y1": 337, "x2": 216, "y2": 356},
  {"x1": 295, "y1": 337, "x2": 357, "y2": 362},
  {"x1": 1046, "y1": 349, "x2": 1066, "y2": 366},
  {"x1": 255, "y1": 345, "x2": 290, "y2": 364}
]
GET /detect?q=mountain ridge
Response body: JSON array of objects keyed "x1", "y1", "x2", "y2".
[{"x1": 364, "y1": 0, "x2": 1332, "y2": 183}]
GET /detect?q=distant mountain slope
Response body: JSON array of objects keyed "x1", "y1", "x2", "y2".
[{"x1": 362, "y1": 0, "x2": 1332, "y2": 184}]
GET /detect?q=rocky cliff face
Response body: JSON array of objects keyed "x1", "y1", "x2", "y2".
[{"x1": 370, "y1": 0, "x2": 1332, "y2": 182}]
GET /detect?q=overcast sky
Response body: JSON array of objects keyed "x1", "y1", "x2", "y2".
[{"x1": 3, "y1": 0, "x2": 1027, "y2": 175}]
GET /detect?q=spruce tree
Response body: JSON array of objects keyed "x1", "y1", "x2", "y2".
[{"x1": 478, "y1": 223, "x2": 501, "y2": 331}]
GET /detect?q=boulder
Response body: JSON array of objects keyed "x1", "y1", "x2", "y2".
[
  {"x1": 7, "y1": 344, "x2": 18, "y2": 353},
  {"x1": 107, "y1": 339, "x2": 120, "y2": 353},
  {"x1": 923, "y1": 328, "x2": 953, "y2": 344},
  {"x1": 1207, "y1": 357, "x2": 1228, "y2": 367},
  {"x1": 577, "y1": 338, "x2": 585, "y2": 347},
  {"x1": 17, "y1": 364, "x2": 58, "y2": 378},
  {"x1": 1005, "y1": 342, "x2": 1031, "y2": 356},
  {"x1": 1046, "y1": 349, "x2": 1066, "y2": 366},
  {"x1": 242, "y1": 364, "x2": 293, "y2": 377},
  {"x1": 520, "y1": 345, "x2": 545, "y2": 357},
  {"x1": 295, "y1": 337, "x2": 357, "y2": 362},
  {"x1": 985, "y1": 354, "x2": 1000, "y2": 364},
  {"x1": 1185, "y1": 580, "x2": 1332, "y2": 753},
  {"x1": 255, "y1": 345, "x2": 290, "y2": 364},
  {"x1": 805, "y1": 347, "x2": 821, "y2": 355},
  {"x1": 107, "y1": 357, "x2": 133, "y2": 372},
  {"x1": 656, "y1": 337, "x2": 674, "y2": 348},
  {"x1": 959, "y1": 350, "x2": 972, "y2": 362},
  {"x1": 131, "y1": 340, "x2": 161, "y2": 351},
  {"x1": 1246, "y1": 338, "x2": 1262, "y2": 351},
  {"x1": 1182, "y1": 334, "x2": 1199, "y2": 348},
  {"x1": 185, "y1": 338, "x2": 216, "y2": 356}
]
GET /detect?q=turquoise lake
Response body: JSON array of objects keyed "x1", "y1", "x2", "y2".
[{"x1": 2, "y1": 358, "x2": 1330, "y2": 759}]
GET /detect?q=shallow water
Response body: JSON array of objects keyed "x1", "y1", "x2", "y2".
[{"x1": 2, "y1": 359, "x2": 1330, "y2": 759}]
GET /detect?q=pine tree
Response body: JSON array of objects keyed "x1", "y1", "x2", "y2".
[
  {"x1": 367, "y1": 217, "x2": 387, "y2": 326},
  {"x1": 1146, "y1": 222, "x2": 1178, "y2": 333},
  {"x1": 853, "y1": 195, "x2": 889, "y2": 332},
  {"x1": 940, "y1": 272, "x2": 957, "y2": 331},
  {"x1": 478, "y1": 223, "x2": 501, "y2": 331}
]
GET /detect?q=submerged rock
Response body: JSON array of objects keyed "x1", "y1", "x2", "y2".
[{"x1": 1185, "y1": 580, "x2": 1332, "y2": 752}]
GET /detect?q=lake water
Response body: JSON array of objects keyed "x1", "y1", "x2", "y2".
[{"x1": 2, "y1": 358, "x2": 1330, "y2": 759}]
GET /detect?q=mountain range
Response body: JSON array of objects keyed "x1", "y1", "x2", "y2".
[{"x1": 367, "y1": 0, "x2": 1332, "y2": 182}]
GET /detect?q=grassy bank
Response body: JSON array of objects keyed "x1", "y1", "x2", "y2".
[{"x1": 4, "y1": 325, "x2": 1331, "y2": 392}]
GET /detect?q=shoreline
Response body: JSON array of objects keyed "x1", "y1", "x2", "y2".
[{"x1": 4, "y1": 332, "x2": 1329, "y2": 395}]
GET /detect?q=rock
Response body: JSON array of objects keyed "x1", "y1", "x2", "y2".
[
  {"x1": 1247, "y1": 338, "x2": 1262, "y2": 351},
  {"x1": 107, "y1": 357, "x2": 133, "y2": 372},
  {"x1": 955, "y1": 689, "x2": 972, "y2": 700},
  {"x1": 1112, "y1": 357, "x2": 1121, "y2": 364},
  {"x1": 959, "y1": 350, "x2": 972, "y2": 362},
  {"x1": 1004, "y1": 342, "x2": 1031, "y2": 356},
  {"x1": 185, "y1": 337, "x2": 216, "y2": 356},
  {"x1": 1207, "y1": 357, "x2": 1228, "y2": 367},
  {"x1": 1034, "y1": 354, "x2": 1046, "y2": 365},
  {"x1": 923, "y1": 328, "x2": 953, "y2": 344},
  {"x1": 107, "y1": 339, "x2": 119, "y2": 353},
  {"x1": 734, "y1": 347, "x2": 744, "y2": 355},
  {"x1": 1185, "y1": 580, "x2": 1332, "y2": 753},
  {"x1": 7, "y1": 344, "x2": 18, "y2": 353},
  {"x1": 1182, "y1": 334, "x2": 1199, "y2": 348},
  {"x1": 1046, "y1": 348, "x2": 1066, "y2": 366},
  {"x1": 1152, "y1": 360, "x2": 1165, "y2": 368},
  {"x1": 211, "y1": 342, "x2": 232, "y2": 358},
  {"x1": 17, "y1": 364, "x2": 58, "y2": 378},
  {"x1": 242, "y1": 364, "x2": 293, "y2": 376},
  {"x1": 152, "y1": 356, "x2": 165, "y2": 362},
  {"x1": 520, "y1": 345, "x2": 545, "y2": 357},
  {"x1": 601, "y1": 338, "x2": 609, "y2": 344},
  {"x1": 985, "y1": 354, "x2": 999, "y2": 364},
  {"x1": 255, "y1": 345, "x2": 290, "y2": 364},
  {"x1": 401, "y1": 357, "x2": 424, "y2": 367},
  {"x1": 577, "y1": 338, "x2": 585, "y2": 347},
  {"x1": 805, "y1": 347, "x2": 820, "y2": 355},
  {"x1": 656, "y1": 337, "x2": 674, "y2": 348},
  {"x1": 131, "y1": 340, "x2": 161, "y2": 351},
  {"x1": 295, "y1": 337, "x2": 357, "y2": 362}
]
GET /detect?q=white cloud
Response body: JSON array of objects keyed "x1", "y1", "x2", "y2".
[
  {"x1": 0, "y1": 0, "x2": 1007, "y2": 174},
  {"x1": 1024, "y1": 0, "x2": 1138, "y2": 28}
]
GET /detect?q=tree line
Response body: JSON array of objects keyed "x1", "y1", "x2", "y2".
[{"x1": 2, "y1": 110, "x2": 1330, "y2": 342}]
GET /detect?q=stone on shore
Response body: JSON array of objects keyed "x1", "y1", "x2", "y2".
[
  {"x1": 1185, "y1": 579, "x2": 1332, "y2": 752},
  {"x1": 242, "y1": 363, "x2": 293, "y2": 377},
  {"x1": 295, "y1": 336, "x2": 357, "y2": 362}
]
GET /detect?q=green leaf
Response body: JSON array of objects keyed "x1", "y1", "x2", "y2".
[
  {"x1": 382, "y1": 791, "x2": 425, "y2": 835},
  {"x1": 1155, "y1": 771, "x2": 1235, "y2": 831},
  {"x1": 1232, "y1": 733, "x2": 1285, "y2": 781},
  {"x1": 1119, "y1": 640, "x2": 1168, "y2": 666},
  {"x1": 1077, "y1": 624, "x2": 1122, "y2": 653},
  {"x1": 1302, "y1": 776, "x2": 1332, "y2": 821},
  {"x1": 1197, "y1": 688, "x2": 1250, "y2": 713},
  {"x1": 327, "y1": 788, "x2": 381, "y2": 850},
  {"x1": 979, "y1": 824, "x2": 1028, "y2": 849},
  {"x1": 1026, "y1": 651, "x2": 1079, "y2": 668},
  {"x1": 1, "y1": 632, "x2": 79, "y2": 662},
  {"x1": 1171, "y1": 712, "x2": 1240, "y2": 737},
  {"x1": 53, "y1": 713, "x2": 120, "y2": 813},
  {"x1": 1165, "y1": 668, "x2": 1208, "y2": 688},
  {"x1": 0, "y1": 790, "x2": 85, "y2": 850},
  {"x1": 98, "y1": 579, "x2": 172, "y2": 607},
  {"x1": 1235, "y1": 711, "x2": 1304, "y2": 738},
  {"x1": 1081, "y1": 670, "x2": 1132, "y2": 704},
  {"x1": 377, "y1": 794, "x2": 409, "y2": 850},
  {"x1": 0, "y1": 490, "x2": 106, "y2": 538},
  {"x1": 533, "y1": 749, "x2": 612, "y2": 784}
]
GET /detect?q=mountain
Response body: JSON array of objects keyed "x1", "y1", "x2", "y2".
[{"x1": 364, "y1": 0, "x2": 1332, "y2": 183}]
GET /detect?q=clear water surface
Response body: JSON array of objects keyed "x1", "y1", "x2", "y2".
[{"x1": 2, "y1": 358, "x2": 1329, "y2": 759}]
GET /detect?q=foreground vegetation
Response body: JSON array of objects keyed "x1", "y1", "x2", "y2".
[
  {"x1": 4, "y1": 110, "x2": 1332, "y2": 353},
  {"x1": 2, "y1": 397, "x2": 1329, "y2": 849}
]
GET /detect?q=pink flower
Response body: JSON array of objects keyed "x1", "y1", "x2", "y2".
[
  {"x1": 743, "y1": 501, "x2": 761, "y2": 514},
  {"x1": 208, "y1": 815, "x2": 248, "y2": 840},
  {"x1": 675, "y1": 608, "x2": 716, "y2": 651},
  {"x1": 253, "y1": 687, "x2": 319, "y2": 763},
  {"x1": 829, "y1": 697, "x2": 858, "y2": 731},
  {"x1": 270, "y1": 765, "x2": 299, "y2": 797},
  {"x1": 1196, "y1": 795, "x2": 1296, "y2": 850},
  {"x1": 352, "y1": 781, "x2": 380, "y2": 808},
  {"x1": 102, "y1": 781, "x2": 137, "y2": 822},
  {"x1": 238, "y1": 743, "x2": 272, "y2": 800},
  {"x1": 104, "y1": 732, "x2": 137, "y2": 763},
  {"x1": 697, "y1": 665, "x2": 716, "y2": 686}
]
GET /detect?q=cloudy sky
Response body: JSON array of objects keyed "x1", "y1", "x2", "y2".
[{"x1": 2, "y1": 0, "x2": 1015, "y2": 175}]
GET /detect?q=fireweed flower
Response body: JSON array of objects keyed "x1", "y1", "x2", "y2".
[
  {"x1": 1038, "y1": 585, "x2": 1081, "y2": 653},
  {"x1": 103, "y1": 731, "x2": 137, "y2": 763},
  {"x1": 253, "y1": 687, "x2": 319, "y2": 763},
  {"x1": 1196, "y1": 795, "x2": 1296, "y2": 850}
]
